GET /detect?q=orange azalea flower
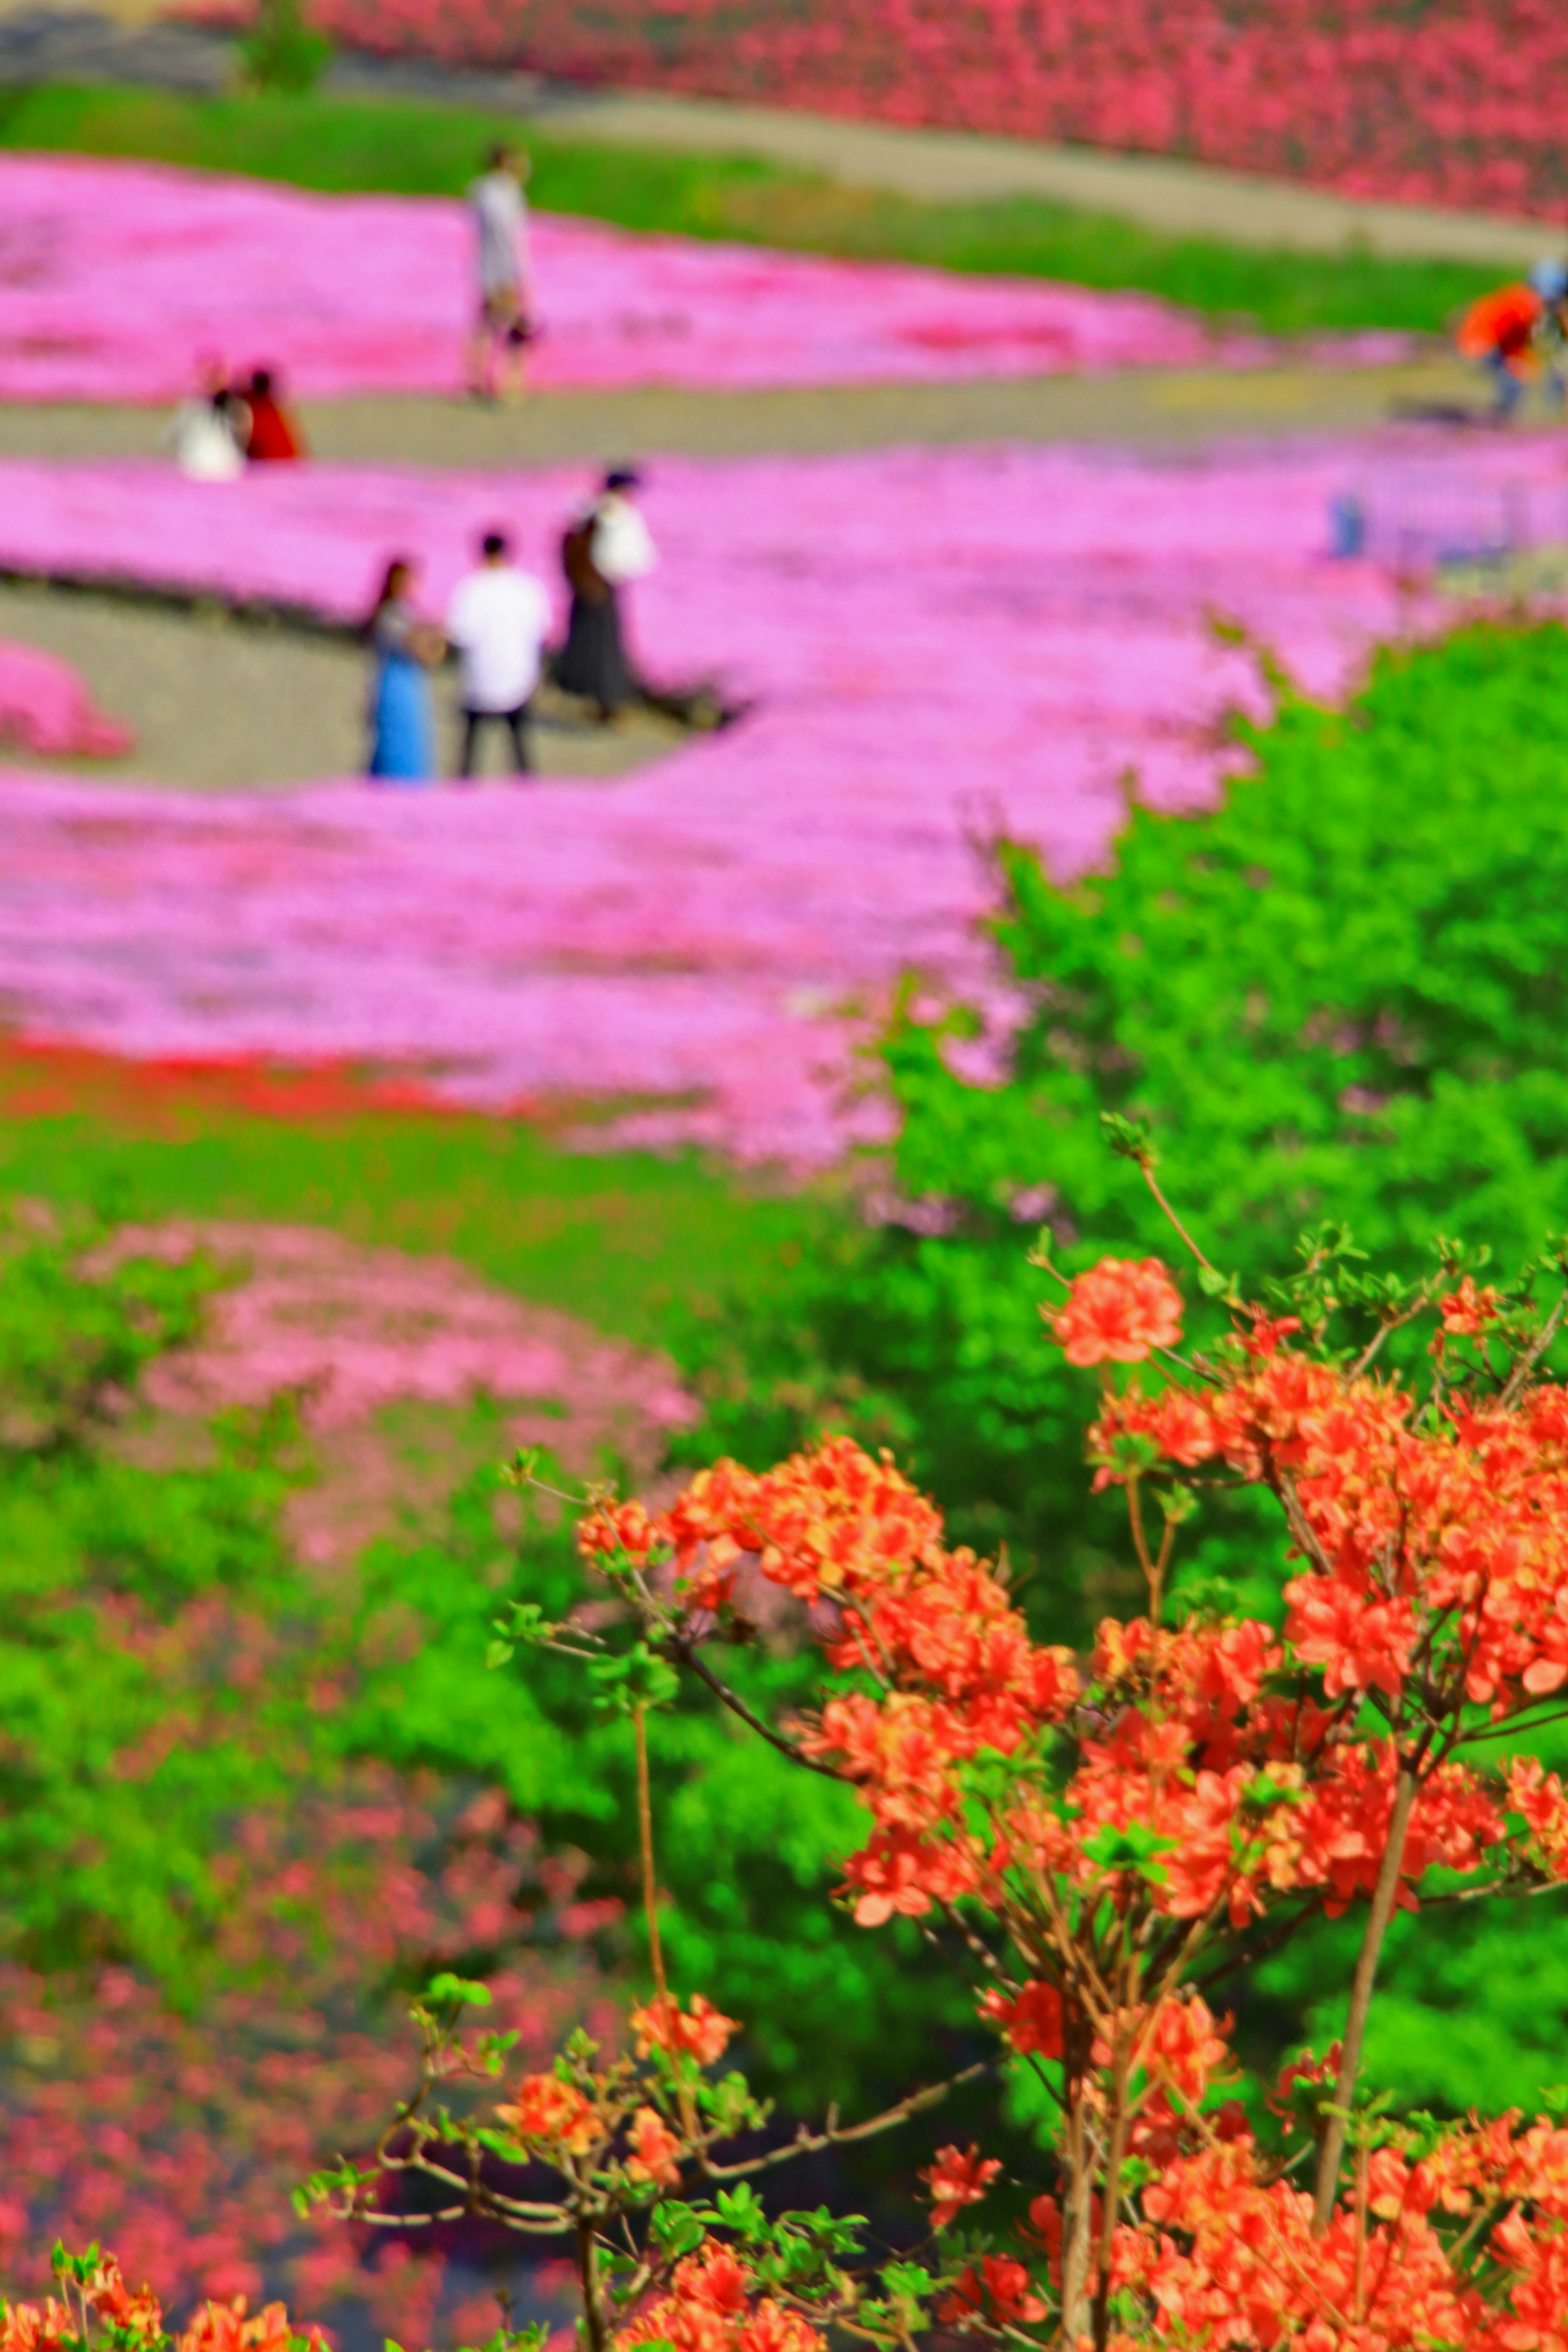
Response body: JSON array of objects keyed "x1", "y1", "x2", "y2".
[
  {"x1": 497, "y1": 2071, "x2": 600, "y2": 2154},
  {"x1": 1050, "y1": 1257, "x2": 1183, "y2": 1367},
  {"x1": 922, "y1": 2142, "x2": 1002, "y2": 2229},
  {"x1": 1440, "y1": 1277, "x2": 1502, "y2": 1337},
  {"x1": 626, "y1": 2104, "x2": 682, "y2": 2185},
  {"x1": 630, "y1": 1991, "x2": 739, "y2": 2066},
  {"x1": 980, "y1": 1978, "x2": 1064, "y2": 2059}
]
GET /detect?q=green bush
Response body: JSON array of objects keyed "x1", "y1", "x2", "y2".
[{"x1": 238, "y1": 0, "x2": 332, "y2": 95}]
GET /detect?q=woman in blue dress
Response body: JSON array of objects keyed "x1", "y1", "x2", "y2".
[{"x1": 366, "y1": 557, "x2": 442, "y2": 782}]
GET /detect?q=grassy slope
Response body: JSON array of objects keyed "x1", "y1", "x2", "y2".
[
  {"x1": 0, "y1": 1048, "x2": 822, "y2": 1350},
  {"x1": 0, "y1": 80, "x2": 1499, "y2": 336}
]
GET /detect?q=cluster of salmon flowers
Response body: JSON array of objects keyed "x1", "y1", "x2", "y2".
[
  {"x1": 494, "y1": 1993, "x2": 743, "y2": 2191},
  {"x1": 1, "y1": 2261, "x2": 309, "y2": 2352},
  {"x1": 1050, "y1": 1254, "x2": 1184, "y2": 1367},
  {"x1": 1103, "y1": 2079, "x2": 1568, "y2": 2352},
  {"x1": 1087, "y1": 1282, "x2": 1568, "y2": 1732},
  {"x1": 562, "y1": 1238, "x2": 1568, "y2": 2351},
  {"x1": 613, "y1": 2245, "x2": 825, "y2": 2352}
]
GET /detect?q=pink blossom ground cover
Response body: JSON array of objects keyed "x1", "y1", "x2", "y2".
[
  {"x1": 0, "y1": 637, "x2": 132, "y2": 758},
  {"x1": 0, "y1": 432, "x2": 1561, "y2": 1165},
  {"x1": 232, "y1": 0, "x2": 1568, "y2": 223},
  {"x1": 107, "y1": 1217, "x2": 695, "y2": 1561},
  {"x1": 0, "y1": 154, "x2": 1266, "y2": 403}
]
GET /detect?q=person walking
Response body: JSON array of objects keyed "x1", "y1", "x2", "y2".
[
  {"x1": 555, "y1": 469, "x2": 657, "y2": 723},
  {"x1": 444, "y1": 529, "x2": 552, "y2": 779},
  {"x1": 365, "y1": 557, "x2": 443, "y2": 783},
  {"x1": 466, "y1": 143, "x2": 534, "y2": 403},
  {"x1": 1458, "y1": 261, "x2": 1568, "y2": 419}
]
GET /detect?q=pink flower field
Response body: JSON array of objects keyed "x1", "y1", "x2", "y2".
[
  {"x1": 0, "y1": 637, "x2": 132, "y2": 758},
  {"x1": 0, "y1": 432, "x2": 1559, "y2": 1165},
  {"x1": 247, "y1": 0, "x2": 1568, "y2": 223},
  {"x1": 0, "y1": 155, "x2": 1268, "y2": 402}
]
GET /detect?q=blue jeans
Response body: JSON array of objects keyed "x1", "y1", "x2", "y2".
[{"x1": 1483, "y1": 347, "x2": 1566, "y2": 416}]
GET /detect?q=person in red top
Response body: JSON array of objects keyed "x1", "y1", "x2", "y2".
[
  {"x1": 242, "y1": 368, "x2": 306, "y2": 462},
  {"x1": 1458, "y1": 263, "x2": 1568, "y2": 417}
]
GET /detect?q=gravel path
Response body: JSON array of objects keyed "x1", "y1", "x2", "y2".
[
  {"x1": 0, "y1": 354, "x2": 1488, "y2": 470},
  {"x1": 0, "y1": 581, "x2": 688, "y2": 788}
]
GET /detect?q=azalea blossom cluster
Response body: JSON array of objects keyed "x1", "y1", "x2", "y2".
[
  {"x1": 1, "y1": 2251, "x2": 312, "y2": 2352},
  {"x1": 614, "y1": 2242, "x2": 824, "y2": 2352},
  {"x1": 571, "y1": 1233, "x2": 1568, "y2": 2342},
  {"x1": 307, "y1": 1979, "x2": 878, "y2": 2352},
  {"x1": 925, "y1": 2004, "x2": 1568, "y2": 2352}
]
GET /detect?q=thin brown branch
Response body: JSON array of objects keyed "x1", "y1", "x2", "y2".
[
  {"x1": 1312, "y1": 1766, "x2": 1417, "y2": 2231},
  {"x1": 1500, "y1": 1290, "x2": 1568, "y2": 1408},
  {"x1": 667, "y1": 1639, "x2": 844, "y2": 1779},
  {"x1": 635, "y1": 1703, "x2": 698, "y2": 2144},
  {"x1": 1136, "y1": 1157, "x2": 1218, "y2": 1275},
  {"x1": 699, "y1": 2059, "x2": 991, "y2": 2179}
]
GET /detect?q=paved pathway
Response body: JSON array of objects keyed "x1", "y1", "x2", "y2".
[
  {"x1": 0, "y1": 356, "x2": 1495, "y2": 469},
  {"x1": 0, "y1": 2, "x2": 1557, "y2": 266}
]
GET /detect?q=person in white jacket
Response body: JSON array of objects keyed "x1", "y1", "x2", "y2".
[
  {"x1": 444, "y1": 528, "x2": 552, "y2": 778},
  {"x1": 164, "y1": 359, "x2": 247, "y2": 481},
  {"x1": 554, "y1": 469, "x2": 657, "y2": 722}
]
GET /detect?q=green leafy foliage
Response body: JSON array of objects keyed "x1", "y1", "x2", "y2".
[{"x1": 238, "y1": 0, "x2": 332, "y2": 95}]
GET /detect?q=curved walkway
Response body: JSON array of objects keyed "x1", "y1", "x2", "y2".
[{"x1": 0, "y1": 354, "x2": 1492, "y2": 469}]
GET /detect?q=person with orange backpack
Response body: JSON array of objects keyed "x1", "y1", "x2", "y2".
[{"x1": 1458, "y1": 261, "x2": 1568, "y2": 418}]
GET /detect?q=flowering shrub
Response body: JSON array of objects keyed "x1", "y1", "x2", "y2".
[
  {"x1": 320, "y1": 1200, "x2": 1568, "y2": 2349},
  {"x1": 241, "y1": 0, "x2": 1568, "y2": 224}
]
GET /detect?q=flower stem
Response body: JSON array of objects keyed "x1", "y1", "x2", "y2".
[{"x1": 1311, "y1": 1765, "x2": 1416, "y2": 2231}]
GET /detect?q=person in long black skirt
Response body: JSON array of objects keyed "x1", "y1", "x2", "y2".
[{"x1": 554, "y1": 468, "x2": 657, "y2": 723}]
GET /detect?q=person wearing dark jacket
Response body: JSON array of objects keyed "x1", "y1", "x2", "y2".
[{"x1": 553, "y1": 468, "x2": 656, "y2": 722}]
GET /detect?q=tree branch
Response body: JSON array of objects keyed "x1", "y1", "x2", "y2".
[
  {"x1": 699, "y1": 2060, "x2": 991, "y2": 2179},
  {"x1": 667, "y1": 1638, "x2": 844, "y2": 1779}
]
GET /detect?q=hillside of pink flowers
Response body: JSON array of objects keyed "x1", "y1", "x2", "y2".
[
  {"x1": 239, "y1": 0, "x2": 1568, "y2": 223},
  {"x1": 0, "y1": 156, "x2": 1274, "y2": 403},
  {"x1": 2, "y1": 433, "x2": 1561, "y2": 1163}
]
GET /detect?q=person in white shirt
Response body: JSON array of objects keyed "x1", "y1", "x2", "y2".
[
  {"x1": 555, "y1": 468, "x2": 658, "y2": 723},
  {"x1": 444, "y1": 529, "x2": 552, "y2": 778},
  {"x1": 466, "y1": 144, "x2": 534, "y2": 403},
  {"x1": 164, "y1": 358, "x2": 247, "y2": 481}
]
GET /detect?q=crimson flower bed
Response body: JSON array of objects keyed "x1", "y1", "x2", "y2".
[{"x1": 292, "y1": 0, "x2": 1568, "y2": 224}]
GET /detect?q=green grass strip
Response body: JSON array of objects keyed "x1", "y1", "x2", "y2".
[
  {"x1": 0, "y1": 1069, "x2": 823, "y2": 1350},
  {"x1": 0, "y1": 79, "x2": 1499, "y2": 335}
]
